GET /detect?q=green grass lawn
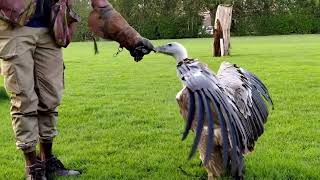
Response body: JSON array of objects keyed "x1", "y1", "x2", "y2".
[{"x1": 0, "y1": 35, "x2": 319, "y2": 179}]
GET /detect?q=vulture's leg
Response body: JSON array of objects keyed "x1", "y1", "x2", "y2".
[{"x1": 199, "y1": 128, "x2": 225, "y2": 178}]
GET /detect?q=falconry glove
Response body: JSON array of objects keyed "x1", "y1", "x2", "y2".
[{"x1": 88, "y1": 0, "x2": 154, "y2": 61}]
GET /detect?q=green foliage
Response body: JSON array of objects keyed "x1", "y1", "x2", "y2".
[
  {"x1": 115, "y1": 0, "x2": 203, "y2": 40},
  {"x1": 231, "y1": 1, "x2": 320, "y2": 36},
  {"x1": 233, "y1": 12, "x2": 320, "y2": 36},
  {"x1": 132, "y1": 15, "x2": 202, "y2": 40},
  {"x1": 1, "y1": 36, "x2": 320, "y2": 179},
  {"x1": 71, "y1": 0, "x2": 320, "y2": 41},
  {"x1": 71, "y1": 0, "x2": 204, "y2": 40},
  {"x1": 0, "y1": 87, "x2": 8, "y2": 100},
  {"x1": 72, "y1": 0, "x2": 93, "y2": 42}
]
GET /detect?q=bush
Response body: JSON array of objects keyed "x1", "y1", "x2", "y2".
[
  {"x1": 231, "y1": 10, "x2": 320, "y2": 36},
  {"x1": 71, "y1": 3, "x2": 320, "y2": 41}
]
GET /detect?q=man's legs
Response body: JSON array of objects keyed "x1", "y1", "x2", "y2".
[
  {"x1": 34, "y1": 28, "x2": 80, "y2": 177},
  {"x1": 1, "y1": 27, "x2": 46, "y2": 179}
]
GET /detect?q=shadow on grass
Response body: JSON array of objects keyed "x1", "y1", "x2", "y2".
[{"x1": 0, "y1": 87, "x2": 8, "y2": 101}]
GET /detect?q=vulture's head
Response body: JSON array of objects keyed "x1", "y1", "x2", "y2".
[{"x1": 155, "y1": 42, "x2": 188, "y2": 63}]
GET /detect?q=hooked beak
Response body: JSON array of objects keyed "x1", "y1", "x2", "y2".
[{"x1": 154, "y1": 46, "x2": 166, "y2": 53}]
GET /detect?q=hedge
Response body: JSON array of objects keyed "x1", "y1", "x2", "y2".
[{"x1": 72, "y1": 9, "x2": 320, "y2": 41}]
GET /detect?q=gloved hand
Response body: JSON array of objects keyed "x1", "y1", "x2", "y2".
[
  {"x1": 88, "y1": 0, "x2": 155, "y2": 62},
  {"x1": 129, "y1": 37, "x2": 155, "y2": 62}
]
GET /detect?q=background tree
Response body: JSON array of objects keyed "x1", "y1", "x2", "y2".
[{"x1": 71, "y1": 0, "x2": 320, "y2": 41}]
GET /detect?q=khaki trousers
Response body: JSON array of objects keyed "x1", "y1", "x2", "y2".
[{"x1": 0, "y1": 26, "x2": 64, "y2": 153}]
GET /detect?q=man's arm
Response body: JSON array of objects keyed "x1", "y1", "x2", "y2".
[{"x1": 88, "y1": 0, "x2": 154, "y2": 61}]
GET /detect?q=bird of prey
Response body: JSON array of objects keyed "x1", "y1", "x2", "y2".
[{"x1": 155, "y1": 42, "x2": 273, "y2": 180}]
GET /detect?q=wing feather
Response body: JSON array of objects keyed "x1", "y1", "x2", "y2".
[
  {"x1": 202, "y1": 91, "x2": 215, "y2": 164},
  {"x1": 203, "y1": 89, "x2": 230, "y2": 168},
  {"x1": 240, "y1": 68, "x2": 274, "y2": 109},
  {"x1": 217, "y1": 61, "x2": 273, "y2": 149},
  {"x1": 188, "y1": 91, "x2": 205, "y2": 159}
]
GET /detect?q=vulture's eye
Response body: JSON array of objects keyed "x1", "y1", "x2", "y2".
[{"x1": 168, "y1": 44, "x2": 172, "y2": 46}]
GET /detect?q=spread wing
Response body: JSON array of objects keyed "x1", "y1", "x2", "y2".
[
  {"x1": 217, "y1": 62, "x2": 273, "y2": 151},
  {"x1": 177, "y1": 60, "x2": 273, "y2": 177}
]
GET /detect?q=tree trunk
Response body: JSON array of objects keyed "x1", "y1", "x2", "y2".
[
  {"x1": 214, "y1": 20, "x2": 223, "y2": 57},
  {"x1": 213, "y1": 5, "x2": 233, "y2": 57}
]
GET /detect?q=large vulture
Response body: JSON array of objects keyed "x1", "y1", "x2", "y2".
[{"x1": 155, "y1": 42, "x2": 273, "y2": 180}]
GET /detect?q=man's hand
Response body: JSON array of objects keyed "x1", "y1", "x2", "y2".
[{"x1": 129, "y1": 37, "x2": 155, "y2": 62}]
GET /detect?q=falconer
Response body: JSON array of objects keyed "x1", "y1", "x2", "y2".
[{"x1": 0, "y1": 0, "x2": 154, "y2": 179}]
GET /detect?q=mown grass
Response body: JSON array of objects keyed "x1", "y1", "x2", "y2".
[{"x1": 0, "y1": 35, "x2": 319, "y2": 179}]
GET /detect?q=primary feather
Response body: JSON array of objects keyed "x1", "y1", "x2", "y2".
[{"x1": 156, "y1": 42, "x2": 273, "y2": 179}]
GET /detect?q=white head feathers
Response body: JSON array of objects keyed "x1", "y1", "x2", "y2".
[{"x1": 155, "y1": 42, "x2": 188, "y2": 63}]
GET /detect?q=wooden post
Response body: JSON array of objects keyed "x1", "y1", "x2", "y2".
[{"x1": 213, "y1": 5, "x2": 233, "y2": 57}]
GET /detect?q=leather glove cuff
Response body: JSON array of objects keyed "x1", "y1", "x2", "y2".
[{"x1": 88, "y1": 1, "x2": 140, "y2": 50}]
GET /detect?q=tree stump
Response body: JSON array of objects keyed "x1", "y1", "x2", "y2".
[
  {"x1": 214, "y1": 20, "x2": 223, "y2": 57},
  {"x1": 213, "y1": 5, "x2": 233, "y2": 57}
]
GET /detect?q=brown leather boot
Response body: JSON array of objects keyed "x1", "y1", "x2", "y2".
[
  {"x1": 40, "y1": 143, "x2": 81, "y2": 177},
  {"x1": 24, "y1": 151, "x2": 46, "y2": 180}
]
